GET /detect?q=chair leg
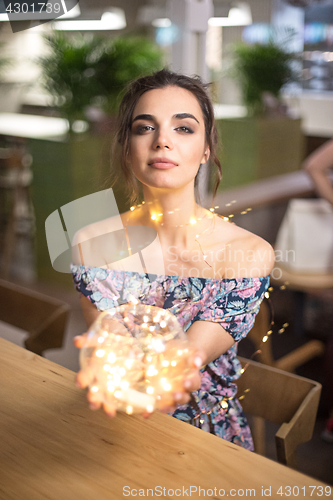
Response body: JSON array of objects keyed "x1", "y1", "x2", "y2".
[{"x1": 252, "y1": 416, "x2": 266, "y2": 456}]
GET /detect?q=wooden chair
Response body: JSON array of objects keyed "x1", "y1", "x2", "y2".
[
  {"x1": 248, "y1": 299, "x2": 325, "y2": 373},
  {"x1": 236, "y1": 356, "x2": 322, "y2": 469},
  {"x1": 0, "y1": 279, "x2": 70, "y2": 355}
]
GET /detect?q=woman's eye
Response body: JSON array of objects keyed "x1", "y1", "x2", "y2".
[
  {"x1": 176, "y1": 126, "x2": 194, "y2": 134},
  {"x1": 136, "y1": 125, "x2": 154, "y2": 133}
]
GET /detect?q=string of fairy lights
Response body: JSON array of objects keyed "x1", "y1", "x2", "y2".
[{"x1": 81, "y1": 199, "x2": 291, "y2": 424}]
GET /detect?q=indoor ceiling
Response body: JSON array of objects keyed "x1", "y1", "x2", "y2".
[{"x1": 71, "y1": 0, "x2": 232, "y2": 30}]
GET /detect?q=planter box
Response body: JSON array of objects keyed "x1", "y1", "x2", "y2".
[
  {"x1": 30, "y1": 132, "x2": 129, "y2": 286},
  {"x1": 211, "y1": 117, "x2": 305, "y2": 192}
]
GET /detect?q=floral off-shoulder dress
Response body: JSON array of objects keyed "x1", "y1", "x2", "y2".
[{"x1": 71, "y1": 264, "x2": 270, "y2": 451}]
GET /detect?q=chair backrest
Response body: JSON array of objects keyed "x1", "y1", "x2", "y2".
[
  {"x1": 0, "y1": 279, "x2": 70, "y2": 355},
  {"x1": 247, "y1": 299, "x2": 275, "y2": 366},
  {"x1": 236, "y1": 356, "x2": 322, "y2": 467},
  {"x1": 248, "y1": 300, "x2": 325, "y2": 373}
]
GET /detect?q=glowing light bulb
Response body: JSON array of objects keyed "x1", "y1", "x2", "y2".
[{"x1": 79, "y1": 304, "x2": 193, "y2": 414}]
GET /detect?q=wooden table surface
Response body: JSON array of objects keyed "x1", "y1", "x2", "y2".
[{"x1": 0, "y1": 338, "x2": 330, "y2": 500}]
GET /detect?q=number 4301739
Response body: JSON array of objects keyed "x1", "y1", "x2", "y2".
[
  {"x1": 6, "y1": 3, "x2": 61, "y2": 14},
  {"x1": 277, "y1": 485, "x2": 332, "y2": 496}
]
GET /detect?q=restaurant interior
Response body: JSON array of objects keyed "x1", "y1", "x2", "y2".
[{"x1": 1, "y1": 0, "x2": 333, "y2": 492}]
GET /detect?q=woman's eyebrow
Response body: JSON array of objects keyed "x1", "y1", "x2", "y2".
[
  {"x1": 132, "y1": 114, "x2": 154, "y2": 123},
  {"x1": 132, "y1": 112, "x2": 200, "y2": 124},
  {"x1": 174, "y1": 113, "x2": 199, "y2": 124}
]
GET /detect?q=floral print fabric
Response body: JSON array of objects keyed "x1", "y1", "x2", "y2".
[{"x1": 71, "y1": 264, "x2": 270, "y2": 450}]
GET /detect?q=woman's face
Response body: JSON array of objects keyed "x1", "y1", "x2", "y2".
[{"x1": 127, "y1": 85, "x2": 209, "y2": 193}]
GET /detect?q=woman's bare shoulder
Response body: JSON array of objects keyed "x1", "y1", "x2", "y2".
[
  {"x1": 72, "y1": 212, "x2": 130, "y2": 245},
  {"x1": 214, "y1": 216, "x2": 275, "y2": 278},
  {"x1": 71, "y1": 211, "x2": 131, "y2": 265}
]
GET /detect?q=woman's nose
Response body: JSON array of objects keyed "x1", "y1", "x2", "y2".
[{"x1": 153, "y1": 127, "x2": 173, "y2": 150}]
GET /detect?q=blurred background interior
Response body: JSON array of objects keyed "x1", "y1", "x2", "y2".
[{"x1": 0, "y1": 0, "x2": 333, "y2": 486}]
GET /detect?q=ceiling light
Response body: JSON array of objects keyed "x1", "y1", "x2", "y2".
[
  {"x1": 58, "y1": 4, "x2": 81, "y2": 19},
  {"x1": 53, "y1": 8, "x2": 126, "y2": 31},
  {"x1": 209, "y1": 2, "x2": 252, "y2": 27},
  {"x1": 152, "y1": 18, "x2": 172, "y2": 28}
]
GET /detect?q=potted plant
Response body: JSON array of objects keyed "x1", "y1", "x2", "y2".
[
  {"x1": 37, "y1": 32, "x2": 163, "y2": 128},
  {"x1": 231, "y1": 40, "x2": 297, "y2": 116},
  {"x1": 211, "y1": 39, "x2": 304, "y2": 191}
]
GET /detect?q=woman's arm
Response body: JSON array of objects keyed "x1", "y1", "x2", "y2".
[
  {"x1": 186, "y1": 321, "x2": 234, "y2": 365},
  {"x1": 79, "y1": 295, "x2": 101, "y2": 329},
  {"x1": 303, "y1": 139, "x2": 333, "y2": 206}
]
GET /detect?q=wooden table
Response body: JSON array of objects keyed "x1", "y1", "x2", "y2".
[{"x1": 0, "y1": 338, "x2": 330, "y2": 500}]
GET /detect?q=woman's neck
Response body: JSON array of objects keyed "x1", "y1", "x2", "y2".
[{"x1": 132, "y1": 193, "x2": 213, "y2": 250}]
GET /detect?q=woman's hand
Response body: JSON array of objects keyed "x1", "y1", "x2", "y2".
[
  {"x1": 157, "y1": 350, "x2": 205, "y2": 415},
  {"x1": 74, "y1": 333, "x2": 205, "y2": 418},
  {"x1": 74, "y1": 332, "x2": 118, "y2": 416}
]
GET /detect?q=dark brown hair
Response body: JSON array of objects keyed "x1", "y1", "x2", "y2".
[{"x1": 110, "y1": 68, "x2": 222, "y2": 207}]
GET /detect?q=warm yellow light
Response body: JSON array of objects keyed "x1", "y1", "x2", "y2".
[
  {"x1": 190, "y1": 218, "x2": 197, "y2": 225},
  {"x1": 95, "y1": 349, "x2": 105, "y2": 358},
  {"x1": 107, "y1": 352, "x2": 116, "y2": 363}
]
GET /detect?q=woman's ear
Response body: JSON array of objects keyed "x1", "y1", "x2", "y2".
[{"x1": 201, "y1": 148, "x2": 210, "y2": 165}]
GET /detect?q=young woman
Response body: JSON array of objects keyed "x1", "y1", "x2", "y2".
[{"x1": 71, "y1": 69, "x2": 274, "y2": 450}]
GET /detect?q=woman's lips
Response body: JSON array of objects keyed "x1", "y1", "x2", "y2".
[{"x1": 148, "y1": 158, "x2": 178, "y2": 169}]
